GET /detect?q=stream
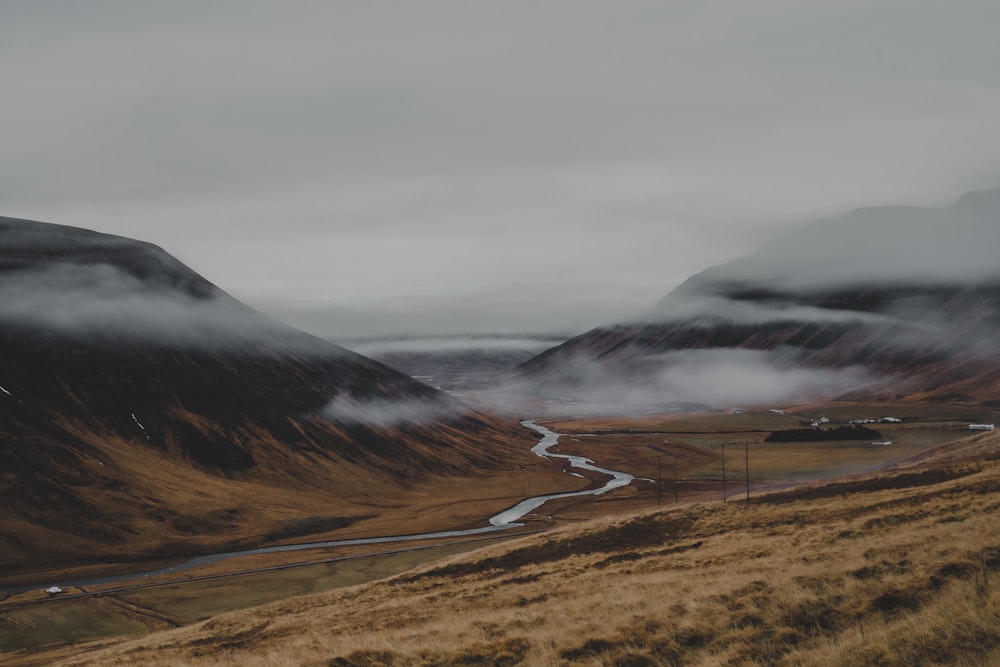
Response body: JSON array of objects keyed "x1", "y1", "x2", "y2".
[{"x1": 1, "y1": 419, "x2": 634, "y2": 594}]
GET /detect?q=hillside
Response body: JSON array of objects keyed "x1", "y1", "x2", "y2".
[
  {"x1": 0, "y1": 216, "x2": 534, "y2": 577},
  {"x1": 27, "y1": 428, "x2": 1000, "y2": 666},
  {"x1": 508, "y1": 190, "x2": 1000, "y2": 409}
]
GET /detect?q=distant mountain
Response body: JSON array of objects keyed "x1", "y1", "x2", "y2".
[
  {"x1": 0, "y1": 216, "x2": 526, "y2": 576},
  {"x1": 510, "y1": 190, "x2": 1000, "y2": 410},
  {"x1": 344, "y1": 335, "x2": 565, "y2": 390}
]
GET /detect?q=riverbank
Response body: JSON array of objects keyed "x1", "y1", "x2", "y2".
[{"x1": 1, "y1": 420, "x2": 636, "y2": 596}]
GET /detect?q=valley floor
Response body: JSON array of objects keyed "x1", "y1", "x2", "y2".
[{"x1": 5, "y1": 404, "x2": 1000, "y2": 666}]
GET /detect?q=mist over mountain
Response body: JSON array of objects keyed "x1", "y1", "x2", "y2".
[
  {"x1": 0, "y1": 216, "x2": 526, "y2": 575},
  {"x1": 653, "y1": 189, "x2": 1000, "y2": 304},
  {"x1": 509, "y1": 190, "x2": 1000, "y2": 411}
]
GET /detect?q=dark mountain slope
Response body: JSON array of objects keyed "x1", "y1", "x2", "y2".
[
  {"x1": 0, "y1": 216, "x2": 529, "y2": 576},
  {"x1": 510, "y1": 190, "x2": 1000, "y2": 408}
]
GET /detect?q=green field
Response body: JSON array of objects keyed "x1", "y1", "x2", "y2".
[
  {"x1": 0, "y1": 539, "x2": 508, "y2": 654},
  {"x1": 0, "y1": 599, "x2": 147, "y2": 653},
  {"x1": 670, "y1": 427, "x2": 962, "y2": 481},
  {"x1": 564, "y1": 402, "x2": 996, "y2": 435},
  {"x1": 551, "y1": 402, "x2": 985, "y2": 485}
]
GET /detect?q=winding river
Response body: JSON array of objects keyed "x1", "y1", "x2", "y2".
[
  {"x1": 2, "y1": 419, "x2": 634, "y2": 594},
  {"x1": 489, "y1": 419, "x2": 634, "y2": 524}
]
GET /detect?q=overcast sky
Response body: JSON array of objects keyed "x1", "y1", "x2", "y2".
[{"x1": 2, "y1": 1, "x2": 999, "y2": 340}]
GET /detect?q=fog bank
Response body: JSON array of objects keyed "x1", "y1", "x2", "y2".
[
  {"x1": 0, "y1": 263, "x2": 323, "y2": 350},
  {"x1": 493, "y1": 348, "x2": 872, "y2": 416}
]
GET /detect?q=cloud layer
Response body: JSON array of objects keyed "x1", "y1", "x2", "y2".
[
  {"x1": 0, "y1": 262, "x2": 308, "y2": 349},
  {"x1": 345, "y1": 335, "x2": 562, "y2": 356},
  {"x1": 494, "y1": 347, "x2": 871, "y2": 416},
  {"x1": 639, "y1": 190, "x2": 1000, "y2": 328},
  {"x1": 2, "y1": 2, "x2": 999, "y2": 338},
  {"x1": 681, "y1": 191, "x2": 1000, "y2": 292},
  {"x1": 321, "y1": 395, "x2": 468, "y2": 427}
]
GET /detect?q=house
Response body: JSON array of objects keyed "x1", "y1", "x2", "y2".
[
  {"x1": 768, "y1": 409, "x2": 785, "y2": 415},
  {"x1": 968, "y1": 424, "x2": 996, "y2": 431},
  {"x1": 881, "y1": 417, "x2": 902, "y2": 423},
  {"x1": 45, "y1": 586, "x2": 63, "y2": 596},
  {"x1": 870, "y1": 440, "x2": 893, "y2": 446}
]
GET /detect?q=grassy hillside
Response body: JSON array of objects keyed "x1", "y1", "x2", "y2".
[
  {"x1": 23, "y1": 429, "x2": 1000, "y2": 666},
  {"x1": 0, "y1": 414, "x2": 551, "y2": 583},
  {"x1": 0, "y1": 216, "x2": 554, "y2": 577}
]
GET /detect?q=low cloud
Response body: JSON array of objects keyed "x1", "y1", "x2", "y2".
[
  {"x1": 637, "y1": 192, "x2": 1000, "y2": 335},
  {"x1": 0, "y1": 262, "x2": 319, "y2": 349},
  {"x1": 674, "y1": 192, "x2": 1000, "y2": 294},
  {"x1": 321, "y1": 395, "x2": 468, "y2": 427},
  {"x1": 641, "y1": 292, "x2": 896, "y2": 327},
  {"x1": 496, "y1": 348, "x2": 872, "y2": 416},
  {"x1": 344, "y1": 335, "x2": 562, "y2": 356},
  {"x1": 639, "y1": 348, "x2": 871, "y2": 408}
]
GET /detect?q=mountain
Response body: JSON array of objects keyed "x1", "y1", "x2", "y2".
[
  {"x1": 510, "y1": 190, "x2": 1000, "y2": 410},
  {"x1": 343, "y1": 335, "x2": 565, "y2": 390},
  {"x1": 0, "y1": 217, "x2": 528, "y2": 577}
]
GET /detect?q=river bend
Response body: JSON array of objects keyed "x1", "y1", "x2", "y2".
[{"x1": 2, "y1": 419, "x2": 634, "y2": 594}]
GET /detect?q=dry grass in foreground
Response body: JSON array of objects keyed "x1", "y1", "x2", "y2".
[{"x1": 20, "y1": 431, "x2": 1000, "y2": 666}]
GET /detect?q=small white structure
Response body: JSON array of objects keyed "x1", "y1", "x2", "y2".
[
  {"x1": 881, "y1": 417, "x2": 902, "y2": 423},
  {"x1": 731, "y1": 408, "x2": 744, "y2": 414},
  {"x1": 969, "y1": 424, "x2": 996, "y2": 431},
  {"x1": 871, "y1": 440, "x2": 893, "y2": 446},
  {"x1": 45, "y1": 586, "x2": 63, "y2": 596},
  {"x1": 818, "y1": 416, "x2": 829, "y2": 424},
  {"x1": 768, "y1": 409, "x2": 785, "y2": 415}
]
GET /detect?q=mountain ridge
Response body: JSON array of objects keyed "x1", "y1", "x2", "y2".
[
  {"x1": 508, "y1": 189, "x2": 1000, "y2": 409},
  {"x1": 0, "y1": 216, "x2": 530, "y2": 577}
]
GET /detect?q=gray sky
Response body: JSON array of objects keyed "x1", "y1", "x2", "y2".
[{"x1": 3, "y1": 1, "x2": 999, "y2": 340}]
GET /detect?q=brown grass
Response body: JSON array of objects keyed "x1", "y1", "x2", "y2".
[
  {"x1": 0, "y1": 416, "x2": 581, "y2": 587},
  {"x1": 545, "y1": 401, "x2": 994, "y2": 435},
  {"x1": 15, "y1": 429, "x2": 1000, "y2": 666}
]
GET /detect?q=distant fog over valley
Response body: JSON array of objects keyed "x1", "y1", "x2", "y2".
[{"x1": 343, "y1": 335, "x2": 566, "y2": 390}]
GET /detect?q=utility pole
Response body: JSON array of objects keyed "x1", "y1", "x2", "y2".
[
  {"x1": 721, "y1": 443, "x2": 727, "y2": 502},
  {"x1": 663, "y1": 440, "x2": 679, "y2": 504},
  {"x1": 674, "y1": 460, "x2": 679, "y2": 504},
  {"x1": 745, "y1": 441, "x2": 751, "y2": 506},
  {"x1": 657, "y1": 455, "x2": 662, "y2": 507},
  {"x1": 650, "y1": 455, "x2": 662, "y2": 506},
  {"x1": 719, "y1": 441, "x2": 745, "y2": 504}
]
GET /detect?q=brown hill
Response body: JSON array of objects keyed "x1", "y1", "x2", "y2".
[{"x1": 0, "y1": 216, "x2": 532, "y2": 577}]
